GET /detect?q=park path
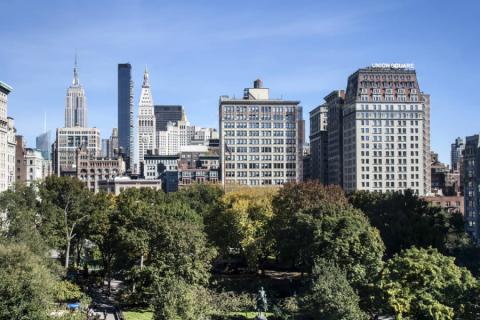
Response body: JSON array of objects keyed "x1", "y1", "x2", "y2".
[{"x1": 89, "y1": 280, "x2": 123, "y2": 320}]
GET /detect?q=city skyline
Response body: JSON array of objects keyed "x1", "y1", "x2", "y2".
[{"x1": 1, "y1": 1, "x2": 480, "y2": 163}]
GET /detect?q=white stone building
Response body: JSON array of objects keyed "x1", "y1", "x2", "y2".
[
  {"x1": 0, "y1": 81, "x2": 16, "y2": 191},
  {"x1": 156, "y1": 118, "x2": 191, "y2": 155},
  {"x1": 341, "y1": 65, "x2": 430, "y2": 195},
  {"x1": 53, "y1": 127, "x2": 101, "y2": 175},
  {"x1": 23, "y1": 148, "x2": 46, "y2": 185},
  {"x1": 219, "y1": 79, "x2": 304, "y2": 186},
  {"x1": 138, "y1": 68, "x2": 156, "y2": 165},
  {"x1": 65, "y1": 57, "x2": 88, "y2": 127}
]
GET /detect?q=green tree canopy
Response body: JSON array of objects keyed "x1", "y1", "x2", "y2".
[
  {"x1": 0, "y1": 183, "x2": 46, "y2": 254},
  {"x1": 380, "y1": 247, "x2": 478, "y2": 320},
  {"x1": 205, "y1": 187, "x2": 276, "y2": 271},
  {"x1": 271, "y1": 183, "x2": 385, "y2": 287},
  {"x1": 0, "y1": 243, "x2": 57, "y2": 320},
  {"x1": 302, "y1": 259, "x2": 368, "y2": 320},
  {"x1": 38, "y1": 176, "x2": 94, "y2": 270},
  {"x1": 349, "y1": 190, "x2": 471, "y2": 257},
  {"x1": 152, "y1": 277, "x2": 211, "y2": 320}
]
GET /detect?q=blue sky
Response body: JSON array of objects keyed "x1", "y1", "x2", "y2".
[{"x1": 1, "y1": 0, "x2": 479, "y2": 163}]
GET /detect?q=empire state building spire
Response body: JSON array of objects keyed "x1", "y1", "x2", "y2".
[
  {"x1": 65, "y1": 55, "x2": 87, "y2": 127},
  {"x1": 73, "y1": 54, "x2": 80, "y2": 86}
]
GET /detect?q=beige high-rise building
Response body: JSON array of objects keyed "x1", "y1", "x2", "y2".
[
  {"x1": 219, "y1": 79, "x2": 304, "y2": 186},
  {"x1": 0, "y1": 81, "x2": 16, "y2": 191},
  {"x1": 340, "y1": 64, "x2": 430, "y2": 195},
  {"x1": 65, "y1": 57, "x2": 87, "y2": 127},
  {"x1": 53, "y1": 127, "x2": 101, "y2": 175}
]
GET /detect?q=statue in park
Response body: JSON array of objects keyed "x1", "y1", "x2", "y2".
[{"x1": 256, "y1": 286, "x2": 268, "y2": 320}]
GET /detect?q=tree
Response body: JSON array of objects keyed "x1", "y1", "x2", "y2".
[
  {"x1": 87, "y1": 192, "x2": 118, "y2": 292},
  {"x1": 39, "y1": 176, "x2": 93, "y2": 271},
  {"x1": 177, "y1": 183, "x2": 224, "y2": 218},
  {"x1": 152, "y1": 277, "x2": 211, "y2": 320},
  {"x1": 146, "y1": 206, "x2": 216, "y2": 286},
  {"x1": 206, "y1": 188, "x2": 276, "y2": 272},
  {"x1": 349, "y1": 190, "x2": 471, "y2": 257},
  {"x1": 302, "y1": 259, "x2": 368, "y2": 320},
  {"x1": 271, "y1": 183, "x2": 384, "y2": 287},
  {"x1": 115, "y1": 188, "x2": 167, "y2": 272},
  {"x1": 0, "y1": 183, "x2": 47, "y2": 254},
  {"x1": 380, "y1": 247, "x2": 478, "y2": 320},
  {"x1": 270, "y1": 182, "x2": 351, "y2": 268},
  {"x1": 115, "y1": 188, "x2": 215, "y2": 303},
  {"x1": 0, "y1": 243, "x2": 57, "y2": 320}
]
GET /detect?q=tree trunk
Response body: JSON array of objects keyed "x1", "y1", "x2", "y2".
[
  {"x1": 140, "y1": 254, "x2": 144, "y2": 269},
  {"x1": 65, "y1": 239, "x2": 71, "y2": 272},
  {"x1": 76, "y1": 241, "x2": 83, "y2": 267}
]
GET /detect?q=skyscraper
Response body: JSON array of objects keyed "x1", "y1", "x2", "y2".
[
  {"x1": 341, "y1": 64, "x2": 430, "y2": 195},
  {"x1": 118, "y1": 63, "x2": 134, "y2": 165},
  {"x1": 219, "y1": 79, "x2": 304, "y2": 186},
  {"x1": 154, "y1": 105, "x2": 184, "y2": 131},
  {"x1": 138, "y1": 68, "x2": 156, "y2": 165},
  {"x1": 309, "y1": 104, "x2": 328, "y2": 183},
  {"x1": 451, "y1": 137, "x2": 465, "y2": 171},
  {"x1": 36, "y1": 131, "x2": 51, "y2": 160},
  {"x1": 325, "y1": 90, "x2": 345, "y2": 186},
  {"x1": 65, "y1": 56, "x2": 87, "y2": 127}
]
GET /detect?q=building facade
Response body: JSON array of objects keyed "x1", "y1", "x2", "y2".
[
  {"x1": 23, "y1": 148, "x2": 46, "y2": 185},
  {"x1": 36, "y1": 131, "x2": 51, "y2": 160},
  {"x1": 430, "y1": 151, "x2": 460, "y2": 196},
  {"x1": 154, "y1": 105, "x2": 184, "y2": 131},
  {"x1": 144, "y1": 154, "x2": 179, "y2": 179},
  {"x1": 98, "y1": 176, "x2": 162, "y2": 195},
  {"x1": 451, "y1": 137, "x2": 465, "y2": 171},
  {"x1": 156, "y1": 118, "x2": 191, "y2": 155},
  {"x1": 138, "y1": 68, "x2": 156, "y2": 165},
  {"x1": 15, "y1": 135, "x2": 26, "y2": 183},
  {"x1": 101, "y1": 138, "x2": 111, "y2": 158},
  {"x1": 219, "y1": 79, "x2": 304, "y2": 186},
  {"x1": 53, "y1": 127, "x2": 101, "y2": 175},
  {"x1": 325, "y1": 90, "x2": 346, "y2": 187},
  {"x1": 423, "y1": 195, "x2": 464, "y2": 215},
  {"x1": 463, "y1": 135, "x2": 480, "y2": 241},
  {"x1": 342, "y1": 65, "x2": 430, "y2": 195},
  {"x1": 309, "y1": 104, "x2": 328, "y2": 183},
  {"x1": 118, "y1": 63, "x2": 134, "y2": 166},
  {"x1": 76, "y1": 145, "x2": 125, "y2": 192},
  {"x1": 65, "y1": 57, "x2": 87, "y2": 127},
  {"x1": 0, "y1": 81, "x2": 15, "y2": 191}
]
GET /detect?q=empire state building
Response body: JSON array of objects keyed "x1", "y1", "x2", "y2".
[{"x1": 65, "y1": 57, "x2": 87, "y2": 127}]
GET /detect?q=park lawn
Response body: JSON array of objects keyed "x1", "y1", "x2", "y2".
[
  {"x1": 123, "y1": 310, "x2": 153, "y2": 320},
  {"x1": 123, "y1": 310, "x2": 272, "y2": 320},
  {"x1": 228, "y1": 311, "x2": 274, "y2": 318}
]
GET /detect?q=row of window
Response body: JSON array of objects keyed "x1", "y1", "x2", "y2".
[
  {"x1": 225, "y1": 179, "x2": 292, "y2": 186},
  {"x1": 361, "y1": 166, "x2": 421, "y2": 173},
  {"x1": 223, "y1": 122, "x2": 296, "y2": 129},
  {"x1": 225, "y1": 171, "x2": 297, "y2": 177},
  {"x1": 227, "y1": 163, "x2": 296, "y2": 169},
  {"x1": 228, "y1": 154, "x2": 294, "y2": 160},
  {"x1": 223, "y1": 106, "x2": 297, "y2": 113}
]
